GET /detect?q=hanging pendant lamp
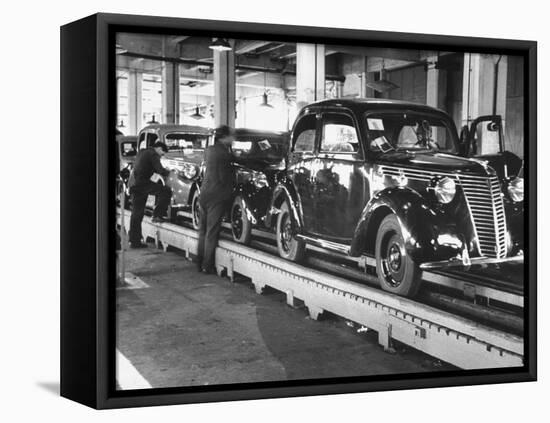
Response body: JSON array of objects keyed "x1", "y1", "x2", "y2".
[{"x1": 209, "y1": 38, "x2": 232, "y2": 51}]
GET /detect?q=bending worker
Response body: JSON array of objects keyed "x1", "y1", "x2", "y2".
[
  {"x1": 128, "y1": 141, "x2": 173, "y2": 249},
  {"x1": 197, "y1": 125, "x2": 235, "y2": 273}
]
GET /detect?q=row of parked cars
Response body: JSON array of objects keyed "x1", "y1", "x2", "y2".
[{"x1": 116, "y1": 98, "x2": 524, "y2": 297}]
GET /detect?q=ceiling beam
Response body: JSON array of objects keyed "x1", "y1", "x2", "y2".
[{"x1": 235, "y1": 40, "x2": 272, "y2": 55}]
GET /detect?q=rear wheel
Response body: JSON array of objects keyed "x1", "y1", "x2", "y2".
[
  {"x1": 191, "y1": 190, "x2": 201, "y2": 230},
  {"x1": 375, "y1": 214, "x2": 421, "y2": 297},
  {"x1": 231, "y1": 196, "x2": 252, "y2": 244},
  {"x1": 276, "y1": 202, "x2": 305, "y2": 262}
]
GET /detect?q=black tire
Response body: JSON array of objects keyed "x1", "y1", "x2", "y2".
[
  {"x1": 191, "y1": 190, "x2": 201, "y2": 230},
  {"x1": 276, "y1": 202, "x2": 305, "y2": 262},
  {"x1": 231, "y1": 196, "x2": 252, "y2": 244},
  {"x1": 375, "y1": 214, "x2": 421, "y2": 297}
]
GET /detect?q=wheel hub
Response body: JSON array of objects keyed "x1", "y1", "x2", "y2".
[{"x1": 388, "y1": 244, "x2": 402, "y2": 271}]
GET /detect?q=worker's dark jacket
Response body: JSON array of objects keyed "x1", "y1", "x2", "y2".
[
  {"x1": 200, "y1": 143, "x2": 234, "y2": 206},
  {"x1": 129, "y1": 147, "x2": 170, "y2": 187}
]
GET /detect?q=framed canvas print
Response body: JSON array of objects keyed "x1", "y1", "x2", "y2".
[{"x1": 60, "y1": 13, "x2": 537, "y2": 409}]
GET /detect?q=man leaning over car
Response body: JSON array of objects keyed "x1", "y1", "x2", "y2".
[
  {"x1": 197, "y1": 125, "x2": 235, "y2": 273},
  {"x1": 128, "y1": 141, "x2": 173, "y2": 248}
]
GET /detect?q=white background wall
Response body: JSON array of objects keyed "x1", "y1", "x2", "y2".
[{"x1": 1, "y1": 0, "x2": 546, "y2": 421}]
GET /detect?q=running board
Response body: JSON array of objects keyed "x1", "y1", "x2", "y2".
[{"x1": 296, "y1": 234, "x2": 350, "y2": 255}]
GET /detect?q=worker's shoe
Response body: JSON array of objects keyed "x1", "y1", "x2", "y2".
[
  {"x1": 130, "y1": 242, "x2": 148, "y2": 249},
  {"x1": 152, "y1": 216, "x2": 167, "y2": 223}
]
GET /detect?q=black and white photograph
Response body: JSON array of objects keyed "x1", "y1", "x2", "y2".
[
  {"x1": 5, "y1": 0, "x2": 550, "y2": 419},
  {"x1": 113, "y1": 28, "x2": 530, "y2": 391}
]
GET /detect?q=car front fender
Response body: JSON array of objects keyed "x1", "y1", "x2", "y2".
[
  {"x1": 264, "y1": 180, "x2": 302, "y2": 229},
  {"x1": 349, "y1": 187, "x2": 465, "y2": 264}
]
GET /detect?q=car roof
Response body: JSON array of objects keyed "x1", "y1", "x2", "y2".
[
  {"x1": 233, "y1": 128, "x2": 287, "y2": 138},
  {"x1": 302, "y1": 98, "x2": 447, "y2": 114},
  {"x1": 116, "y1": 135, "x2": 137, "y2": 142},
  {"x1": 140, "y1": 124, "x2": 212, "y2": 135}
]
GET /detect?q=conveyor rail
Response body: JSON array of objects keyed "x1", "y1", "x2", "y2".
[{"x1": 118, "y1": 209, "x2": 523, "y2": 370}]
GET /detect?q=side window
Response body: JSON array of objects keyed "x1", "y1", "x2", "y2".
[
  {"x1": 320, "y1": 113, "x2": 359, "y2": 153},
  {"x1": 138, "y1": 132, "x2": 146, "y2": 151},
  {"x1": 146, "y1": 132, "x2": 159, "y2": 147},
  {"x1": 292, "y1": 114, "x2": 317, "y2": 152}
]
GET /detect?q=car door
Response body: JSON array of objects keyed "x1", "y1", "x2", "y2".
[
  {"x1": 312, "y1": 111, "x2": 365, "y2": 241},
  {"x1": 462, "y1": 115, "x2": 504, "y2": 156},
  {"x1": 287, "y1": 112, "x2": 320, "y2": 234}
]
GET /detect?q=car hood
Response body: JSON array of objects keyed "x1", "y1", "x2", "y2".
[
  {"x1": 233, "y1": 157, "x2": 286, "y2": 173},
  {"x1": 376, "y1": 150, "x2": 493, "y2": 176},
  {"x1": 164, "y1": 150, "x2": 204, "y2": 164}
]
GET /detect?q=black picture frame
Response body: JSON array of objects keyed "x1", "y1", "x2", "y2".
[{"x1": 60, "y1": 12, "x2": 537, "y2": 409}]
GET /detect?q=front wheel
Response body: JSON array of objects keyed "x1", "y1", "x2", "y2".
[
  {"x1": 231, "y1": 196, "x2": 252, "y2": 244},
  {"x1": 191, "y1": 190, "x2": 201, "y2": 230},
  {"x1": 375, "y1": 214, "x2": 421, "y2": 297},
  {"x1": 276, "y1": 202, "x2": 305, "y2": 262}
]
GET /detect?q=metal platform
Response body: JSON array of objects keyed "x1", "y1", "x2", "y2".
[{"x1": 118, "y1": 209, "x2": 524, "y2": 370}]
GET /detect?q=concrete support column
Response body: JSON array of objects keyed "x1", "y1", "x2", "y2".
[
  {"x1": 461, "y1": 53, "x2": 508, "y2": 127},
  {"x1": 426, "y1": 56, "x2": 447, "y2": 109},
  {"x1": 161, "y1": 61, "x2": 180, "y2": 124},
  {"x1": 127, "y1": 70, "x2": 142, "y2": 135},
  {"x1": 296, "y1": 43, "x2": 325, "y2": 109},
  {"x1": 214, "y1": 50, "x2": 236, "y2": 127}
]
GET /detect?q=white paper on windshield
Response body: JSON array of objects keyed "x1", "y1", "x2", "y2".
[
  {"x1": 232, "y1": 141, "x2": 252, "y2": 151},
  {"x1": 367, "y1": 118, "x2": 385, "y2": 130},
  {"x1": 258, "y1": 139, "x2": 271, "y2": 150}
]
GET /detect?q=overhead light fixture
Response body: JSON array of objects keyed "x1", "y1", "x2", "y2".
[
  {"x1": 366, "y1": 59, "x2": 399, "y2": 93},
  {"x1": 259, "y1": 92, "x2": 274, "y2": 108},
  {"x1": 259, "y1": 72, "x2": 274, "y2": 108},
  {"x1": 190, "y1": 70, "x2": 205, "y2": 120},
  {"x1": 190, "y1": 106, "x2": 205, "y2": 120},
  {"x1": 117, "y1": 119, "x2": 126, "y2": 128},
  {"x1": 209, "y1": 38, "x2": 232, "y2": 51},
  {"x1": 147, "y1": 114, "x2": 158, "y2": 124}
]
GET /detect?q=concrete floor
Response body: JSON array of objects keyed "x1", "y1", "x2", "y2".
[{"x1": 116, "y1": 244, "x2": 453, "y2": 389}]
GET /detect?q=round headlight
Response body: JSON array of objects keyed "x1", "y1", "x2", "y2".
[
  {"x1": 508, "y1": 177, "x2": 524, "y2": 202},
  {"x1": 434, "y1": 177, "x2": 456, "y2": 204}
]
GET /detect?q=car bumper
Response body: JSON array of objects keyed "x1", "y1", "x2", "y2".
[{"x1": 419, "y1": 254, "x2": 524, "y2": 270}]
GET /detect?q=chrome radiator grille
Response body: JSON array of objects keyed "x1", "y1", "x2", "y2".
[
  {"x1": 458, "y1": 175, "x2": 507, "y2": 258},
  {"x1": 378, "y1": 166, "x2": 507, "y2": 258}
]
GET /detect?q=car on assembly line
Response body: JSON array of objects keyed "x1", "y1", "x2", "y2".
[
  {"x1": 264, "y1": 99, "x2": 524, "y2": 297},
  {"x1": 136, "y1": 124, "x2": 213, "y2": 227},
  {"x1": 116, "y1": 134, "x2": 138, "y2": 181},
  {"x1": 229, "y1": 129, "x2": 289, "y2": 244}
]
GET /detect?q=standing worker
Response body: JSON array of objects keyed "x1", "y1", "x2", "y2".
[
  {"x1": 197, "y1": 125, "x2": 235, "y2": 273},
  {"x1": 128, "y1": 141, "x2": 173, "y2": 249}
]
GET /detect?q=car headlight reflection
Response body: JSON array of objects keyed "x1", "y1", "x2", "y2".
[
  {"x1": 251, "y1": 172, "x2": 269, "y2": 189},
  {"x1": 507, "y1": 177, "x2": 524, "y2": 202},
  {"x1": 433, "y1": 177, "x2": 456, "y2": 204}
]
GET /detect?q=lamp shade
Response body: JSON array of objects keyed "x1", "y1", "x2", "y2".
[
  {"x1": 209, "y1": 38, "x2": 232, "y2": 51},
  {"x1": 259, "y1": 92, "x2": 274, "y2": 108},
  {"x1": 190, "y1": 106, "x2": 205, "y2": 120}
]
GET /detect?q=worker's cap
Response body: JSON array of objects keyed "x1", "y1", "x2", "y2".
[
  {"x1": 214, "y1": 125, "x2": 235, "y2": 139},
  {"x1": 152, "y1": 141, "x2": 169, "y2": 153}
]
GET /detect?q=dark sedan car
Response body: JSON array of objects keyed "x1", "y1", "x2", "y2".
[
  {"x1": 229, "y1": 129, "x2": 289, "y2": 244},
  {"x1": 265, "y1": 99, "x2": 524, "y2": 297},
  {"x1": 136, "y1": 124, "x2": 213, "y2": 227}
]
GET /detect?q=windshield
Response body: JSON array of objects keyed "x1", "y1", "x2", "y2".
[
  {"x1": 120, "y1": 141, "x2": 137, "y2": 157},
  {"x1": 232, "y1": 135, "x2": 287, "y2": 161},
  {"x1": 365, "y1": 112, "x2": 458, "y2": 154},
  {"x1": 164, "y1": 132, "x2": 209, "y2": 151}
]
